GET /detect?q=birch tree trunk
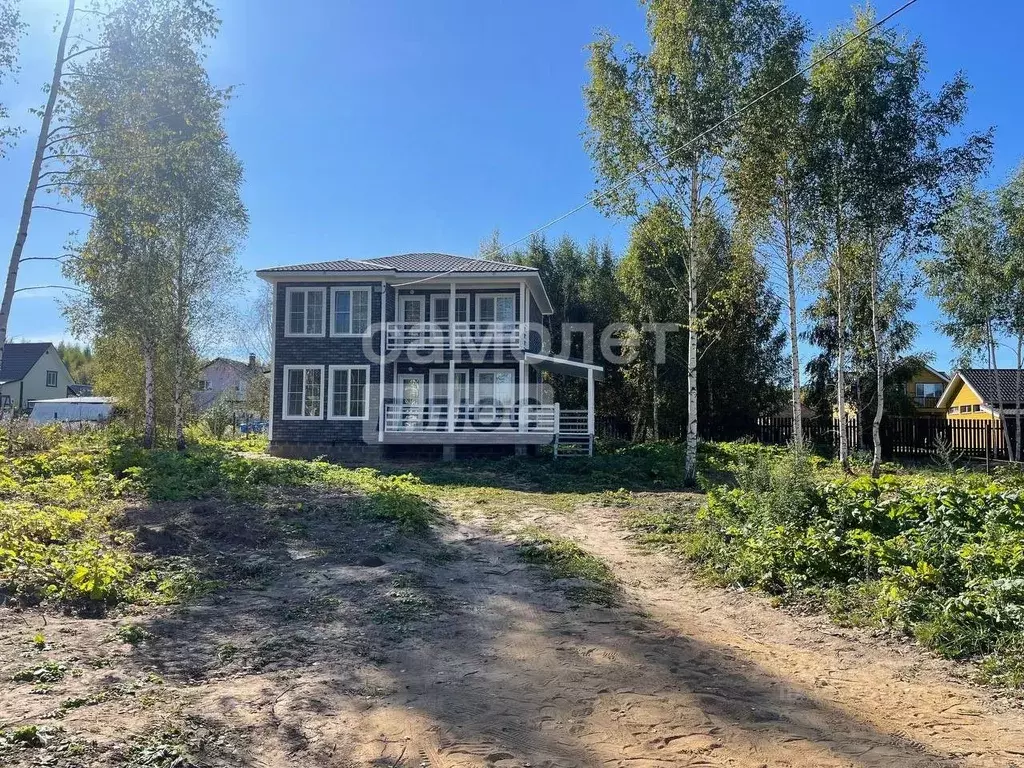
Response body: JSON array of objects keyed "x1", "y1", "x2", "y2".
[
  {"x1": 782, "y1": 190, "x2": 802, "y2": 449},
  {"x1": 869, "y1": 252, "x2": 884, "y2": 477},
  {"x1": 142, "y1": 339, "x2": 157, "y2": 449},
  {"x1": 651, "y1": 362, "x2": 660, "y2": 442},
  {"x1": 1015, "y1": 339, "x2": 1022, "y2": 462},
  {"x1": 987, "y1": 323, "x2": 1014, "y2": 459},
  {"x1": 172, "y1": 241, "x2": 186, "y2": 450},
  {"x1": 0, "y1": 0, "x2": 75, "y2": 374},
  {"x1": 834, "y1": 227, "x2": 850, "y2": 471},
  {"x1": 684, "y1": 168, "x2": 699, "y2": 486}
]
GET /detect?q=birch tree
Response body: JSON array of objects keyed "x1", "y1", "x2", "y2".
[
  {"x1": 0, "y1": 0, "x2": 71, "y2": 377},
  {"x1": 928, "y1": 187, "x2": 1016, "y2": 460},
  {"x1": 728, "y1": 13, "x2": 807, "y2": 447},
  {"x1": 803, "y1": 10, "x2": 989, "y2": 475},
  {"x1": 60, "y1": 0, "x2": 242, "y2": 448},
  {"x1": 584, "y1": 0, "x2": 785, "y2": 484}
]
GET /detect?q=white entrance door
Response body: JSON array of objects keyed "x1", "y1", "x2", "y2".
[
  {"x1": 396, "y1": 373, "x2": 424, "y2": 430},
  {"x1": 399, "y1": 296, "x2": 426, "y2": 342}
]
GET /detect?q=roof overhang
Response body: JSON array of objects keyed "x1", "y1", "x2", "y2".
[
  {"x1": 255, "y1": 268, "x2": 554, "y2": 315},
  {"x1": 936, "y1": 371, "x2": 985, "y2": 409},
  {"x1": 525, "y1": 352, "x2": 604, "y2": 381}
]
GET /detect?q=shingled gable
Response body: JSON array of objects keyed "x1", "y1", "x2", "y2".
[{"x1": 0, "y1": 343, "x2": 54, "y2": 384}]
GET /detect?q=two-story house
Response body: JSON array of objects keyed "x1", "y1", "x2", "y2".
[
  {"x1": 257, "y1": 253, "x2": 602, "y2": 461},
  {"x1": 195, "y1": 354, "x2": 267, "y2": 414}
]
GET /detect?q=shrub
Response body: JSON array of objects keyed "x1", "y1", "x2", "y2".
[{"x1": 629, "y1": 447, "x2": 1024, "y2": 687}]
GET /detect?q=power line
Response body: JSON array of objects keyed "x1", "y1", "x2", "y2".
[{"x1": 493, "y1": 0, "x2": 922, "y2": 257}]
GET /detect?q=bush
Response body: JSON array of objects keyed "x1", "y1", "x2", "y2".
[{"x1": 629, "y1": 446, "x2": 1024, "y2": 687}]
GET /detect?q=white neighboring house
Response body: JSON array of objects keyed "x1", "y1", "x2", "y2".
[
  {"x1": 0, "y1": 343, "x2": 77, "y2": 412},
  {"x1": 195, "y1": 354, "x2": 267, "y2": 414}
]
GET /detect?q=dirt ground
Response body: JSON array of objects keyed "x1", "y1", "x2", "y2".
[{"x1": 2, "y1": 485, "x2": 1024, "y2": 767}]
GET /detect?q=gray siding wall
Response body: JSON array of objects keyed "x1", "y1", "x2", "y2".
[{"x1": 270, "y1": 279, "x2": 549, "y2": 446}]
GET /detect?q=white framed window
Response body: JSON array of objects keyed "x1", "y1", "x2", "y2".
[
  {"x1": 474, "y1": 369, "x2": 516, "y2": 405},
  {"x1": 328, "y1": 365, "x2": 369, "y2": 420},
  {"x1": 429, "y1": 369, "x2": 468, "y2": 403},
  {"x1": 398, "y1": 295, "x2": 425, "y2": 323},
  {"x1": 331, "y1": 287, "x2": 371, "y2": 336},
  {"x1": 45, "y1": 370, "x2": 58, "y2": 387},
  {"x1": 285, "y1": 288, "x2": 326, "y2": 337},
  {"x1": 476, "y1": 294, "x2": 516, "y2": 324},
  {"x1": 431, "y1": 294, "x2": 469, "y2": 323},
  {"x1": 282, "y1": 365, "x2": 324, "y2": 419}
]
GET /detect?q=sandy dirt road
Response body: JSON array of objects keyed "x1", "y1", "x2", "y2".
[{"x1": 2, "y1": 491, "x2": 1022, "y2": 767}]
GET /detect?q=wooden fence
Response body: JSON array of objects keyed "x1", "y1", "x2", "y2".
[{"x1": 756, "y1": 416, "x2": 1020, "y2": 461}]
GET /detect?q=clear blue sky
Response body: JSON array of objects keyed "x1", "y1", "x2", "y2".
[{"x1": 1, "y1": 0, "x2": 1021, "y2": 371}]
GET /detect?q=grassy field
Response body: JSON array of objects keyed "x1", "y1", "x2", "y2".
[{"x1": 1, "y1": 425, "x2": 1022, "y2": 695}]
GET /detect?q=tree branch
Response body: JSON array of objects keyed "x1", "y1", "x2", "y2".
[{"x1": 31, "y1": 205, "x2": 95, "y2": 218}]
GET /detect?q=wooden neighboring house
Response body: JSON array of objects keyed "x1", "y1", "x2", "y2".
[
  {"x1": 0, "y1": 343, "x2": 76, "y2": 412},
  {"x1": 937, "y1": 369, "x2": 1024, "y2": 420},
  {"x1": 906, "y1": 364, "x2": 949, "y2": 415},
  {"x1": 257, "y1": 252, "x2": 603, "y2": 461},
  {"x1": 195, "y1": 354, "x2": 266, "y2": 413}
]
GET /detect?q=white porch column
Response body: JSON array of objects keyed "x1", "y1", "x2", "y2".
[
  {"x1": 518, "y1": 359, "x2": 527, "y2": 433},
  {"x1": 519, "y1": 280, "x2": 527, "y2": 350},
  {"x1": 449, "y1": 281, "x2": 456, "y2": 351},
  {"x1": 447, "y1": 358, "x2": 455, "y2": 433},
  {"x1": 587, "y1": 368, "x2": 595, "y2": 437},
  {"x1": 448, "y1": 281, "x2": 456, "y2": 433},
  {"x1": 378, "y1": 280, "x2": 386, "y2": 442}
]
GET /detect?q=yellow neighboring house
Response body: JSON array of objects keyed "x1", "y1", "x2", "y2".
[
  {"x1": 907, "y1": 364, "x2": 949, "y2": 414},
  {"x1": 936, "y1": 369, "x2": 1024, "y2": 421}
]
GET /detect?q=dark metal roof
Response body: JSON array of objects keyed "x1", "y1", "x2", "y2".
[
  {"x1": 0, "y1": 342, "x2": 53, "y2": 383},
  {"x1": 258, "y1": 253, "x2": 536, "y2": 275},
  {"x1": 959, "y1": 369, "x2": 1024, "y2": 405}
]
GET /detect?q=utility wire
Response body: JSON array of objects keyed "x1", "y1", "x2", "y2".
[
  {"x1": 395, "y1": 0, "x2": 921, "y2": 287},
  {"x1": 496, "y1": 0, "x2": 921, "y2": 255}
]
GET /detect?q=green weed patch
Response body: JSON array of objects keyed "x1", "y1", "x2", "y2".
[{"x1": 627, "y1": 444, "x2": 1024, "y2": 688}]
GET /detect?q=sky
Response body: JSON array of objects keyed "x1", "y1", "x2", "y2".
[{"x1": 1, "y1": 0, "x2": 1021, "y2": 372}]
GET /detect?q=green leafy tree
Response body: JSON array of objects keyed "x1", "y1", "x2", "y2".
[
  {"x1": 584, "y1": 0, "x2": 786, "y2": 484},
  {"x1": 928, "y1": 187, "x2": 1016, "y2": 459},
  {"x1": 801, "y1": 9, "x2": 989, "y2": 475},
  {"x1": 59, "y1": 0, "x2": 245, "y2": 449},
  {"x1": 57, "y1": 341, "x2": 95, "y2": 385},
  {"x1": 997, "y1": 162, "x2": 1024, "y2": 461},
  {"x1": 728, "y1": 11, "x2": 808, "y2": 446}
]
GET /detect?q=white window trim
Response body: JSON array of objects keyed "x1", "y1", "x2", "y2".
[
  {"x1": 428, "y1": 368, "x2": 468, "y2": 402},
  {"x1": 397, "y1": 295, "x2": 425, "y2": 323},
  {"x1": 282, "y1": 365, "x2": 324, "y2": 420},
  {"x1": 475, "y1": 293, "x2": 517, "y2": 323},
  {"x1": 429, "y1": 293, "x2": 469, "y2": 322},
  {"x1": 473, "y1": 368, "x2": 516, "y2": 404},
  {"x1": 45, "y1": 370, "x2": 58, "y2": 387},
  {"x1": 327, "y1": 364, "x2": 370, "y2": 420},
  {"x1": 330, "y1": 287, "x2": 372, "y2": 337},
  {"x1": 394, "y1": 373, "x2": 425, "y2": 403},
  {"x1": 284, "y1": 287, "x2": 326, "y2": 338}
]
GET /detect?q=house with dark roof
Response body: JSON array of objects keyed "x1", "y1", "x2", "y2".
[
  {"x1": 937, "y1": 369, "x2": 1024, "y2": 420},
  {"x1": 195, "y1": 354, "x2": 267, "y2": 413},
  {"x1": 907, "y1": 364, "x2": 950, "y2": 414},
  {"x1": 0, "y1": 343, "x2": 77, "y2": 412},
  {"x1": 256, "y1": 253, "x2": 602, "y2": 461}
]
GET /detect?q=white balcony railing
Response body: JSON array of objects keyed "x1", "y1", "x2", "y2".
[
  {"x1": 384, "y1": 403, "x2": 556, "y2": 434},
  {"x1": 386, "y1": 321, "x2": 524, "y2": 350}
]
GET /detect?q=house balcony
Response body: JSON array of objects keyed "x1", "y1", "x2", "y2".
[
  {"x1": 385, "y1": 322, "x2": 525, "y2": 351},
  {"x1": 380, "y1": 402, "x2": 588, "y2": 445}
]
